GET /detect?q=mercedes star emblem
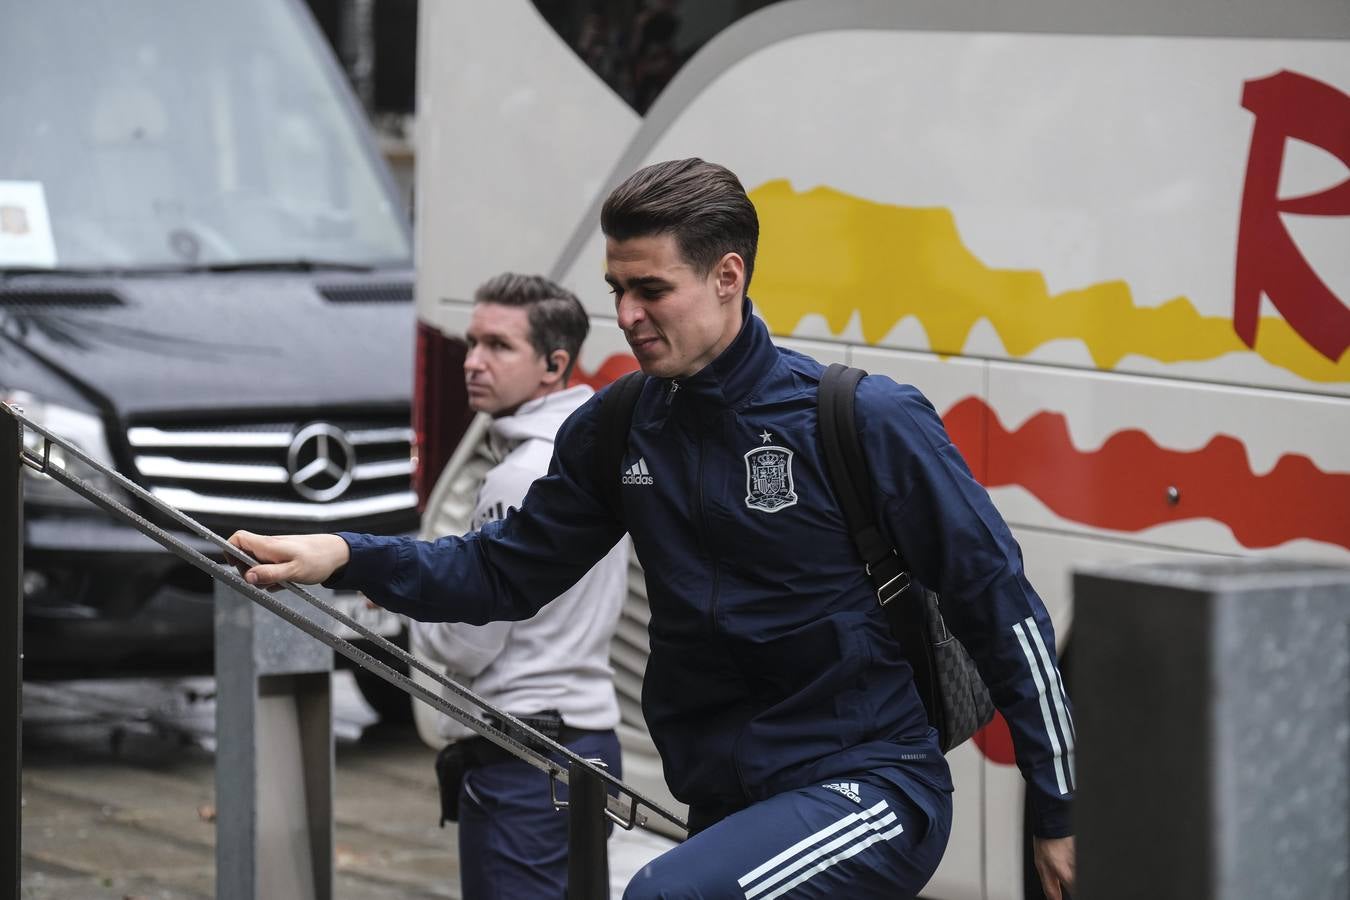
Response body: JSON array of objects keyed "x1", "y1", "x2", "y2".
[{"x1": 287, "y1": 423, "x2": 356, "y2": 502}]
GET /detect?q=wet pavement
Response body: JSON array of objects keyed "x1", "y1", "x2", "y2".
[{"x1": 18, "y1": 674, "x2": 675, "y2": 899}]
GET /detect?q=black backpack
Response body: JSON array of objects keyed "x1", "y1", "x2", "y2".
[{"x1": 596, "y1": 365, "x2": 994, "y2": 752}]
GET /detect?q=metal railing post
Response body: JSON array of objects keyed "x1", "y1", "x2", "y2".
[
  {"x1": 567, "y1": 758, "x2": 610, "y2": 900},
  {"x1": 215, "y1": 577, "x2": 335, "y2": 900},
  {"x1": 1, "y1": 412, "x2": 23, "y2": 900}
]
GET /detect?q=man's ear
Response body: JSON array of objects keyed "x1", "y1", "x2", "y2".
[
  {"x1": 542, "y1": 349, "x2": 570, "y2": 385},
  {"x1": 713, "y1": 252, "x2": 746, "y2": 301}
]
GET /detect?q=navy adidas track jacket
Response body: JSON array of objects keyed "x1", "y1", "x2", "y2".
[{"x1": 332, "y1": 303, "x2": 1074, "y2": 837}]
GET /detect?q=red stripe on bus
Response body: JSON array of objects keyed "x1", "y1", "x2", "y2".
[
  {"x1": 573, "y1": 354, "x2": 641, "y2": 389},
  {"x1": 580, "y1": 356, "x2": 1348, "y2": 550},
  {"x1": 944, "y1": 396, "x2": 1350, "y2": 551}
]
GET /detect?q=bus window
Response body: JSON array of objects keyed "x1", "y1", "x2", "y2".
[{"x1": 530, "y1": 0, "x2": 785, "y2": 113}]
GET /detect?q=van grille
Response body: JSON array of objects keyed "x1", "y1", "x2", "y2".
[{"x1": 127, "y1": 415, "x2": 415, "y2": 524}]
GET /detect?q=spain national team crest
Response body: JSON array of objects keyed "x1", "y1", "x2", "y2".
[{"x1": 744, "y1": 445, "x2": 798, "y2": 513}]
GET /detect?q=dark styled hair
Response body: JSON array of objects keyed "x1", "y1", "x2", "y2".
[
  {"x1": 600, "y1": 158, "x2": 759, "y2": 291},
  {"x1": 473, "y1": 273, "x2": 590, "y2": 384}
]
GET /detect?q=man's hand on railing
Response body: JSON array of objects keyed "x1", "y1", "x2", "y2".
[{"x1": 227, "y1": 531, "x2": 351, "y2": 589}]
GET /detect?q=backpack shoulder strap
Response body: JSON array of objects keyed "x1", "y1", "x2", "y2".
[
  {"x1": 817, "y1": 364, "x2": 942, "y2": 730},
  {"x1": 596, "y1": 371, "x2": 646, "y2": 519},
  {"x1": 817, "y1": 364, "x2": 909, "y2": 602}
]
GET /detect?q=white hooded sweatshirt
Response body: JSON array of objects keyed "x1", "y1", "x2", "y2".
[{"x1": 411, "y1": 385, "x2": 628, "y2": 743}]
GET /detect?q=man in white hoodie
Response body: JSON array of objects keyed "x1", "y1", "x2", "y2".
[{"x1": 415, "y1": 273, "x2": 629, "y2": 899}]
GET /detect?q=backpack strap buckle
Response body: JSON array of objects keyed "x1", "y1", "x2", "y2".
[
  {"x1": 873, "y1": 570, "x2": 910, "y2": 607},
  {"x1": 865, "y1": 551, "x2": 910, "y2": 607}
]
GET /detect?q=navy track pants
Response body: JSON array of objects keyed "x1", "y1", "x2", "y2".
[{"x1": 623, "y1": 772, "x2": 951, "y2": 900}]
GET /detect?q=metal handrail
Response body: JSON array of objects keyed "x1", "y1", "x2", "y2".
[{"x1": 1, "y1": 402, "x2": 686, "y2": 837}]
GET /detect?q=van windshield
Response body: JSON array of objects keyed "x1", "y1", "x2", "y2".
[{"x1": 0, "y1": 0, "x2": 411, "y2": 271}]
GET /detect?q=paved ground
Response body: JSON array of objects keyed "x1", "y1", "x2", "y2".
[{"x1": 18, "y1": 674, "x2": 675, "y2": 899}]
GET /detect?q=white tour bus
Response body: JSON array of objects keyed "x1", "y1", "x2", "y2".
[{"x1": 410, "y1": 2, "x2": 1349, "y2": 897}]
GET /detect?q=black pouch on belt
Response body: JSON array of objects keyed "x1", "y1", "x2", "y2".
[{"x1": 433, "y1": 741, "x2": 470, "y2": 826}]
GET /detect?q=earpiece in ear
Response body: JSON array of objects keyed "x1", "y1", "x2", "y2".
[{"x1": 546, "y1": 358, "x2": 559, "y2": 373}]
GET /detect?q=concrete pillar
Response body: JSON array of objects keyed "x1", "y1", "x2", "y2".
[
  {"x1": 215, "y1": 578, "x2": 335, "y2": 900},
  {"x1": 1074, "y1": 559, "x2": 1350, "y2": 900}
]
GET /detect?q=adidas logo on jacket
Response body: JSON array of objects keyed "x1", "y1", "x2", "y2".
[{"x1": 622, "y1": 457, "x2": 654, "y2": 485}]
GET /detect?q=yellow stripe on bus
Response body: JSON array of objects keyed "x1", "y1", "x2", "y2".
[{"x1": 750, "y1": 180, "x2": 1349, "y2": 383}]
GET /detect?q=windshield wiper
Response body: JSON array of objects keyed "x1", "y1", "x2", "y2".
[
  {"x1": 0, "y1": 266, "x2": 129, "y2": 279},
  {"x1": 193, "y1": 259, "x2": 376, "y2": 273},
  {"x1": 2, "y1": 259, "x2": 381, "y2": 279}
]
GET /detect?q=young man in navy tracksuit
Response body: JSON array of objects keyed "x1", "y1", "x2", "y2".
[{"x1": 231, "y1": 158, "x2": 1077, "y2": 900}]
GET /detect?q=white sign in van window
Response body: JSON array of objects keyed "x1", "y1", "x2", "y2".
[{"x1": 0, "y1": 181, "x2": 57, "y2": 268}]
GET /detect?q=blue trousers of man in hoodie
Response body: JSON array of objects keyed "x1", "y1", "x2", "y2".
[{"x1": 458, "y1": 730, "x2": 621, "y2": 899}]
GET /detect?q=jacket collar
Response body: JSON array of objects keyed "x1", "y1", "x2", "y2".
[{"x1": 664, "y1": 298, "x2": 778, "y2": 410}]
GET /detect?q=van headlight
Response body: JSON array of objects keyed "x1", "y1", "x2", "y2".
[{"x1": 3, "y1": 391, "x2": 127, "y2": 509}]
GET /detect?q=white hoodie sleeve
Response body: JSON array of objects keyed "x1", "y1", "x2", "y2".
[
  {"x1": 411, "y1": 450, "x2": 540, "y2": 676},
  {"x1": 410, "y1": 387, "x2": 619, "y2": 745},
  {"x1": 412, "y1": 616, "x2": 511, "y2": 679}
]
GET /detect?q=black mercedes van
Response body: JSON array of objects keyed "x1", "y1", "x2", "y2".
[{"x1": 0, "y1": 0, "x2": 417, "y2": 710}]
